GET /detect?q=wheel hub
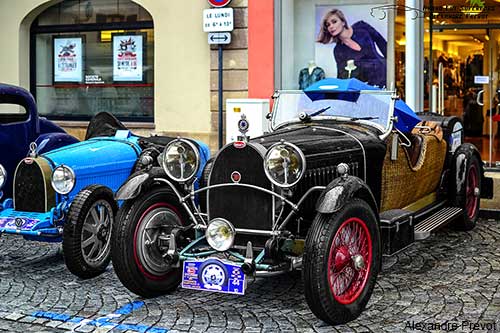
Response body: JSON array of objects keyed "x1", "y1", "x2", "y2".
[
  {"x1": 352, "y1": 254, "x2": 365, "y2": 271},
  {"x1": 97, "y1": 225, "x2": 109, "y2": 241},
  {"x1": 473, "y1": 187, "x2": 480, "y2": 197},
  {"x1": 333, "y1": 246, "x2": 351, "y2": 272}
]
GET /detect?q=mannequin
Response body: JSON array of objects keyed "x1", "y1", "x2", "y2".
[{"x1": 299, "y1": 60, "x2": 325, "y2": 89}]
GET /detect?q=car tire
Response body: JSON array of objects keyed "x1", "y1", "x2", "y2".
[
  {"x1": 451, "y1": 154, "x2": 481, "y2": 231},
  {"x1": 303, "y1": 198, "x2": 381, "y2": 325},
  {"x1": 63, "y1": 185, "x2": 117, "y2": 279},
  {"x1": 111, "y1": 187, "x2": 187, "y2": 298}
]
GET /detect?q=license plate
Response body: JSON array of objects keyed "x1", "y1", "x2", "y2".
[
  {"x1": 181, "y1": 258, "x2": 246, "y2": 295},
  {"x1": 0, "y1": 217, "x2": 38, "y2": 231}
]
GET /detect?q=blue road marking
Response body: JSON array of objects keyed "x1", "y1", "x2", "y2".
[{"x1": 30, "y1": 301, "x2": 168, "y2": 332}]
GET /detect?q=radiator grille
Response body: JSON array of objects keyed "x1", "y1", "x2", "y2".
[
  {"x1": 14, "y1": 158, "x2": 55, "y2": 213},
  {"x1": 208, "y1": 143, "x2": 273, "y2": 230}
]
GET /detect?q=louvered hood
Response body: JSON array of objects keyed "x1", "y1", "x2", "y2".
[{"x1": 252, "y1": 123, "x2": 387, "y2": 205}]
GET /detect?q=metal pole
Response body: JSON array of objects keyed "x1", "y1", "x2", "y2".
[
  {"x1": 218, "y1": 44, "x2": 223, "y2": 149},
  {"x1": 489, "y1": 35, "x2": 493, "y2": 166},
  {"x1": 429, "y1": 0, "x2": 433, "y2": 112}
]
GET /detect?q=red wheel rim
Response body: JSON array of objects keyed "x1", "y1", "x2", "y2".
[
  {"x1": 327, "y1": 217, "x2": 372, "y2": 305},
  {"x1": 133, "y1": 202, "x2": 182, "y2": 281},
  {"x1": 466, "y1": 163, "x2": 479, "y2": 219}
]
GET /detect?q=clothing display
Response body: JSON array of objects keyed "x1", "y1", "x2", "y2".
[
  {"x1": 334, "y1": 21, "x2": 387, "y2": 88},
  {"x1": 298, "y1": 66, "x2": 325, "y2": 90}
]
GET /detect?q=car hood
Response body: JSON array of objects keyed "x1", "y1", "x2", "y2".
[
  {"x1": 253, "y1": 123, "x2": 385, "y2": 168},
  {"x1": 42, "y1": 137, "x2": 141, "y2": 176}
]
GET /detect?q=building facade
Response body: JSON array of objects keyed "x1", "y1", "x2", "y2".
[{"x1": 2, "y1": 0, "x2": 500, "y2": 166}]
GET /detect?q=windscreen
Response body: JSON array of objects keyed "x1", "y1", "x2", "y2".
[{"x1": 272, "y1": 91, "x2": 393, "y2": 132}]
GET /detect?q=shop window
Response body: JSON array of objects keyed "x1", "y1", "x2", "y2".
[
  {"x1": 278, "y1": 1, "x2": 392, "y2": 91},
  {"x1": 31, "y1": 0, "x2": 154, "y2": 121}
]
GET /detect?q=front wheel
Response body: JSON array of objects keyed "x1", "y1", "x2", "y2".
[
  {"x1": 303, "y1": 198, "x2": 381, "y2": 325},
  {"x1": 63, "y1": 185, "x2": 117, "y2": 279},
  {"x1": 111, "y1": 187, "x2": 187, "y2": 297}
]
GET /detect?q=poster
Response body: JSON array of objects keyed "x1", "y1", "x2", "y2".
[
  {"x1": 113, "y1": 34, "x2": 144, "y2": 82},
  {"x1": 54, "y1": 37, "x2": 83, "y2": 83},
  {"x1": 314, "y1": 4, "x2": 388, "y2": 88}
]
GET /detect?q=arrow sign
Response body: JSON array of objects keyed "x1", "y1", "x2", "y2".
[{"x1": 208, "y1": 32, "x2": 231, "y2": 44}]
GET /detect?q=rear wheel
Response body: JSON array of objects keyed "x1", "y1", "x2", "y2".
[
  {"x1": 452, "y1": 154, "x2": 481, "y2": 231},
  {"x1": 303, "y1": 198, "x2": 381, "y2": 324},
  {"x1": 63, "y1": 185, "x2": 116, "y2": 279},
  {"x1": 112, "y1": 187, "x2": 186, "y2": 297}
]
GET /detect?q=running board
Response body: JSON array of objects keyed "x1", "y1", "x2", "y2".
[{"x1": 414, "y1": 207, "x2": 463, "y2": 240}]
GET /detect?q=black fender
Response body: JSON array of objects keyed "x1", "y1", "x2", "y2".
[
  {"x1": 452, "y1": 143, "x2": 493, "y2": 199},
  {"x1": 115, "y1": 167, "x2": 174, "y2": 201},
  {"x1": 315, "y1": 175, "x2": 379, "y2": 217}
]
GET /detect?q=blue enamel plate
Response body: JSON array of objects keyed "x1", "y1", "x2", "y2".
[{"x1": 181, "y1": 258, "x2": 246, "y2": 295}]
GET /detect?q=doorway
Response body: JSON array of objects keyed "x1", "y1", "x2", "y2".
[{"x1": 428, "y1": 26, "x2": 500, "y2": 167}]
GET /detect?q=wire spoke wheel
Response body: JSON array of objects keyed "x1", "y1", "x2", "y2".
[
  {"x1": 465, "y1": 162, "x2": 479, "y2": 220},
  {"x1": 328, "y1": 217, "x2": 372, "y2": 305},
  {"x1": 303, "y1": 198, "x2": 380, "y2": 325}
]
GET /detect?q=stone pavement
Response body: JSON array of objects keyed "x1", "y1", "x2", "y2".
[{"x1": 0, "y1": 219, "x2": 499, "y2": 333}]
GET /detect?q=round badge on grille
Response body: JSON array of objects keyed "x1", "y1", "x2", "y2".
[
  {"x1": 233, "y1": 141, "x2": 246, "y2": 149},
  {"x1": 24, "y1": 158, "x2": 34, "y2": 165},
  {"x1": 15, "y1": 218, "x2": 24, "y2": 228},
  {"x1": 231, "y1": 171, "x2": 241, "y2": 183}
]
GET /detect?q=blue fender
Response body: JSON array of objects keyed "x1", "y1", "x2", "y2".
[
  {"x1": 452, "y1": 143, "x2": 492, "y2": 199},
  {"x1": 316, "y1": 175, "x2": 379, "y2": 216}
]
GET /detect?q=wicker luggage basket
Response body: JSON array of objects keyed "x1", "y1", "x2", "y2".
[{"x1": 380, "y1": 132, "x2": 447, "y2": 212}]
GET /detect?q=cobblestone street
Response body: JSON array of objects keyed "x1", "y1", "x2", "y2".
[{"x1": 0, "y1": 218, "x2": 499, "y2": 333}]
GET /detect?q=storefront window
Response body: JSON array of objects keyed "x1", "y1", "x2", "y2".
[
  {"x1": 31, "y1": 0, "x2": 154, "y2": 121},
  {"x1": 278, "y1": 1, "x2": 392, "y2": 91}
]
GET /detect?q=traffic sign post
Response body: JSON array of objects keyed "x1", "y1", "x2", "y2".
[
  {"x1": 208, "y1": 32, "x2": 231, "y2": 45},
  {"x1": 208, "y1": 0, "x2": 231, "y2": 8},
  {"x1": 203, "y1": 6, "x2": 233, "y2": 149},
  {"x1": 203, "y1": 8, "x2": 234, "y2": 32}
]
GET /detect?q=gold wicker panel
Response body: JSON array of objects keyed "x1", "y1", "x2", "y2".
[{"x1": 380, "y1": 133, "x2": 447, "y2": 212}]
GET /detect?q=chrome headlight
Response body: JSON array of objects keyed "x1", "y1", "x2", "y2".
[
  {"x1": 161, "y1": 139, "x2": 200, "y2": 182},
  {"x1": 0, "y1": 164, "x2": 6, "y2": 190},
  {"x1": 51, "y1": 165, "x2": 76, "y2": 195},
  {"x1": 264, "y1": 142, "x2": 305, "y2": 188},
  {"x1": 205, "y1": 218, "x2": 235, "y2": 252}
]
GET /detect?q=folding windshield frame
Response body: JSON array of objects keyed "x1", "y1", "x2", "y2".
[{"x1": 270, "y1": 89, "x2": 397, "y2": 137}]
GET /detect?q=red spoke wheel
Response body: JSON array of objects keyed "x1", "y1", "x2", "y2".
[
  {"x1": 303, "y1": 198, "x2": 381, "y2": 325},
  {"x1": 328, "y1": 217, "x2": 372, "y2": 305},
  {"x1": 465, "y1": 162, "x2": 479, "y2": 220},
  {"x1": 451, "y1": 152, "x2": 481, "y2": 231}
]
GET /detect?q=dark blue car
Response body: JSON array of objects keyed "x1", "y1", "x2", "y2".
[{"x1": 0, "y1": 84, "x2": 78, "y2": 198}]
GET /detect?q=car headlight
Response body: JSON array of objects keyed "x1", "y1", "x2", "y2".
[
  {"x1": 51, "y1": 165, "x2": 76, "y2": 195},
  {"x1": 264, "y1": 142, "x2": 305, "y2": 188},
  {"x1": 161, "y1": 139, "x2": 200, "y2": 182},
  {"x1": 0, "y1": 164, "x2": 6, "y2": 190},
  {"x1": 205, "y1": 218, "x2": 235, "y2": 252}
]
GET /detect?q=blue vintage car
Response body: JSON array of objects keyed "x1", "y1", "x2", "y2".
[
  {"x1": 0, "y1": 112, "x2": 210, "y2": 279},
  {"x1": 0, "y1": 84, "x2": 78, "y2": 198}
]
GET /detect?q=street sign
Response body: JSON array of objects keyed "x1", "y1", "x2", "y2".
[
  {"x1": 474, "y1": 75, "x2": 489, "y2": 84},
  {"x1": 203, "y1": 8, "x2": 234, "y2": 32},
  {"x1": 208, "y1": 32, "x2": 231, "y2": 44},
  {"x1": 208, "y1": 0, "x2": 231, "y2": 7}
]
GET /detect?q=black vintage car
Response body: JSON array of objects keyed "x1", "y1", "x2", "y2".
[{"x1": 111, "y1": 78, "x2": 493, "y2": 324}]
